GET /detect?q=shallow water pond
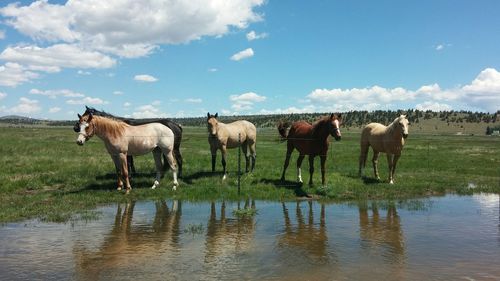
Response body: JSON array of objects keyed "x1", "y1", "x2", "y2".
[{"x1": 1, "y1": 194, "x2": 499, "y2": 281}]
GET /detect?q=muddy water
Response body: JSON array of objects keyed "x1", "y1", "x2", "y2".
[{"x1": 0, "y1": 194, "x2": 498, "y2": 281}]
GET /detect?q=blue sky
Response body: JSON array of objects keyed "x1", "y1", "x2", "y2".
[{"x1": 0, "y1": 0, "x2": 499, "y2": 119}]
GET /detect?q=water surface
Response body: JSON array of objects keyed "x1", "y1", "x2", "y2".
[{"x1": 0, "y1": 194, "x2": 498, "y2": 281}]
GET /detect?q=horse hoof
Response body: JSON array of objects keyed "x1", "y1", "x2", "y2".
[
  {"x1": 172, "y1": 186, "x2": 177, "y2": 191},
  {"x1": 151, "y1": 180, "x2": 160, "y2": 189},
  {"x1": 117, "y1": 187, "x2": 122, "y2": 191},
  {"x1": 389, "y1": 180, "x2": 394, "y2": 184},
  {"x1": 222, "y1": 174, "x2": 227, "y2": 181},
  {"x1": 125, "y1": 190, "x2": 130, "y2": 195}
]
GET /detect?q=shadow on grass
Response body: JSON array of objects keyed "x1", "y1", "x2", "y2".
[
  {"x1": 182, "y1": 171, "x2": 225, "y2": 184},
  {"x1": 257, "y1": 178, "x2": 310, "y2": 198},
  {"x1": 345, "y1": 174, "x2": 381, "y2": 185},
  {"x1": 95, "y1": 172, "x2": 156, "y2": 180}
]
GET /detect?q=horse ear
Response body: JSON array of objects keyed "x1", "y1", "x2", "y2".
[
  {"x1": 88, "y1": 113, "x2": 93, "y2": 122},
  {"x1": 337, "y1": 113, "x2": 342, "y2": 119},
  {"x1": 214, "y1": 113, "x2": 218, "y2": 118},
  {"x1": 330, "y1": 113, "x2": 334, "y2": 119},
  {"x1": 77, "y1": 113, "x2": 82, "y2": 119},
  {"x1": 207, "y1": 112, "x2": 210, "y2": 118},
  {"x1": 85, "y1": 105, "x2": 90, "y2": 110}
]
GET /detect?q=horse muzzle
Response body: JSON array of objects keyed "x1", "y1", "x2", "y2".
[
  {"x1": 334, "y1": 135, "x2": 342, "y2": 141},
  {"x1": 403, "y1": 133, "x2": 408, "y2": 139},
  {"x1": 76, "y1": 140, "x2": 85, "y2": 146}
]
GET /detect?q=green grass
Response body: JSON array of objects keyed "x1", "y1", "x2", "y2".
[{"x1": 0, "y1": 126, "x2": 499, "y2": 223}]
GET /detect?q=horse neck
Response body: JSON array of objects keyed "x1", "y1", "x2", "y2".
[
  {"x1": 312, "y1": 119, "x2": 330, "y2": 140},
  {"x1": 386, "y1": 121, "x2": 402, "y2": 140},
  {"x1": 92, "y1": 116, "x2": 127, "y2": 140}
]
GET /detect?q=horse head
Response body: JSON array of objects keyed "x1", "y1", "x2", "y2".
[
  {"x1": 207, "y1": 112, "x2": 219, "y2": 137},
  {"x1": 329, "y1": 113, "x2": 342, "y2": 141},
  {"x1": 76, "y1": 112, "x2": 95, "y2": 145},
  {"x1": 395, "y1": 115, "x2": 410, "y2": 139}
]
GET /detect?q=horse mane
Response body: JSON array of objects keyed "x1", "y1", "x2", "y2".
[
  {"x1": 91, "y1": 115, "x2": 128, "y2": 139},
  {"x1": 386, "y1": 115, "x2": 404, "y2": 134},
  {"x1": 85, "y1": 107, "x2": 122, "y2": 121}
]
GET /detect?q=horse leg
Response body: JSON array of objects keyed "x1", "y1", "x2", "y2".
[
  {"x1": 389, "y1": 154, "x2": 400, "y2": 184},
  {"x1": 164, "y1": 149, "x2": 179, "y2": 190},
  {"x1": 174, "y1": 148, "x2": 183, "y2": 178},
  {"x1": 359, "y1": 143, "x2": 369, "y2": 177},
  {"x1": 320, "y1": 155, "x2": 327, "y2": 186},
  {"x1": 210, "y1": 145, "x2": 217, "y2": 173},
  {"x1": 221, "y1": 145, "x2": 228, "y2": 180},
  {"x1": 248, "y1": 138, "x2": 257, "y2": 172},
  {"x1": 241, "y1": 142, "x2": 249, "y2": 173},
  {"x1": 151, "y1": 149, "x2": 163, "y2": 189},
  {"x1": 280, "y1": 143, "x2": 294, "y2": 182},
  {"x1": 372, "y1": 150, "x2": 380, "y2": 180},
  {"x1": 111, "y1": 154, "x2": 123, "y2": 191},
  {"x1": 296, "y1": 154, "x2": 305, "y2": 183},
  {"x1": 127, "y1": 155, "x2": 136, "y2": 176},
  {"x1": 308, "y1": 155, "x2": 315, "y2": 186},
  {"x1": 119, "y1": 153, "x2": 132, "y2": 194}
]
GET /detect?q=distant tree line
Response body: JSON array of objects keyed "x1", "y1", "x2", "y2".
[{"x1": 1, "y1": 110, "x2": 498, "y2": 128}]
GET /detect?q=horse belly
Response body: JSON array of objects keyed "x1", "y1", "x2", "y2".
[{"x1": 127, "y1": 138, "x2": 156, "y2": 156}]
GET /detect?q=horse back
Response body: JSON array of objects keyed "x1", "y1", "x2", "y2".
[
  {"x1": 220, "y1": 120, "x2": 256, "y2": 148},
  {"x1": 288, "y1": 122, "x2": 328, "y2": 155}
]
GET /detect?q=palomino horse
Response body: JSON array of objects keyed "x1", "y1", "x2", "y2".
[
  {"x1": 207, "y1": 112, "x2": 257, "y2": 180},
  {"x1": 74, "y1": 106, "x2": 183, "y2": 178},
  {"x1": 75, "y1": 112, "x2": 179, "y2": 193},
  {"x1": 278, "y1": 114, "x2": 342, "y2": 186},
  {"x1": 358, "y1": 115, "x2": 409, "y2": 184}
]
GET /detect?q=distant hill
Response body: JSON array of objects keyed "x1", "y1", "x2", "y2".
[{"x1": 1, "y1": 110, "x2": 499, "y2": 135}]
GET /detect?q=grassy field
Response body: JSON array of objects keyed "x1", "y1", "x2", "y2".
[{"x1": 0, "y1": 126, "x2": 499, "y2": 222}]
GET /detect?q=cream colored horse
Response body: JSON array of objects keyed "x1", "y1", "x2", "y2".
[
  {"x1": 358, "y1": 115, "x2": 409, "y2": 184},
  {"x1": 207, "y1": 112, "x2": 257, "y2": 180},
  {"x1": 76, "y1": 113, "x2": 178, "y2": 193}
]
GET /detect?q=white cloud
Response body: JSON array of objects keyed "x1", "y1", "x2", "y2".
[
  {"x1": 416, "y1": 101, "x2": 452, "y2": 112},
  {"x1": 30, "y1": 88, "x2": 84, "y2": 99},
  {"x1": 305, "y1": 68, "x2": 500, "y2": 113},
  {"x1": 131, "y1": 104, "x2": 167, "y2": 118},
  {"x1": 113, "y1": 91, "x2": 123, "y2": 95},
  {"x1": 48, "y1": 107, "x2": 61, "y2": 113},
  {"x1": 0, "y1": 30, "x2": 5, "y2": 39},
  {"x1": 77, "y1": 70, "x2": 91, "y2": 75},
  {"x1": 246, "y1": 30, "x2": 268, "y2": 41},
  {"x1": 230, "y1": 48, "x2": 254, "y2": 61},
  {"x1": 0, "y1": 63, "x2": 39, "y2": 87},
  {"x1": 0, "y1": 92, "x2": 6, "y2": 100},
  {"x1": 0, "y1": 0, "x2": 264, "y2": 56},
  {"x1": 0, "y1": 44, "x2": 116, "y2": 70},
  {"x1": 134, "y1": 74, "x2": 158, "y2": 82},
  {"x1": 435, "y1": 44, "x2": 444, "y2": 51},
  {"x1": 66, "y1": 96, "x2": 107, "y2": 105},
  {"x1": 123, "y1": 102, "x2": 131, "y2": 107},
  {"x1": 185, "y1": 98, "x2": 202, "y2": 103},
  {"x1": 8, "y1": 97, "x2": 41, "y2": 114},
  {"x1": 229, "y1": 92, "x2": 266, "y2": 111},
  {"x1": 0, "y1": 0, "x2": 265, "y2": 86},
  {"x1": 208, "y1": 68, "x2": 218, "y2": 72}
]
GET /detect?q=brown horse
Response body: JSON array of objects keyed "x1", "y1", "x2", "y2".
[
  {"x1": 207, "y1": 112, "x2": 257, "y2": 180},
  {"x1": 358, "y1": 115, "x2": 409, "y2": 184},
  {"x1": 278, "y1": 113, "x2": 342, "y2": 186}
]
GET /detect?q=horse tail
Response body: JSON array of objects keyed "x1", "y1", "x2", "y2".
[
  {"x1": 278, "y1": 120, "x2": 291, "y2": 140},
  {"x1": 359, "y1": 127, "x2": 371, "y2": 174}
]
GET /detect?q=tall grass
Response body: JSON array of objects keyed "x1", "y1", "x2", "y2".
[{"x1": 0, "y1": 126, "x2": 498, "y2": 222}]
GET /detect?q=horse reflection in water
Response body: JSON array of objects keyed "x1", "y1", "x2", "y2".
[
  {"x1": 279, "y1": 201, "x2": 329, "y2": 259},
  {"x1": 357, "y1": 201, "x2": 406, "y2": 280},
  {"x1": 204, "y1": 200, "x2": 257, "y2": 265},
  {"x1": 73, "y1": 200, "x2": 181, "y2": 280}
]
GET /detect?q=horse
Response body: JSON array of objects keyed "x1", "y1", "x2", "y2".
[
  {"x1": 73, "y1": 106, "x2": 183, "y2": 178},
  {"x1": 207, "y1": 112, "x2": 257, "y2": 180},
  {"x1": 75, "y1": 112, "x2": 179, "y2": 193},
  {"x1": 278, "y1": 113, "x2": 342, "y2": 186},
  {"x1": 358, "y1": 115, "x2": 409, "y2": 184}
]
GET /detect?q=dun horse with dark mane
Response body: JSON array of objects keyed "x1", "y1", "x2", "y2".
[
  {"x1": 278, "y1": 114, "x2": 342, "y2": 186},
  {"x1": 207, "y1": 112, "x2": 257, "y2": 180}
]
